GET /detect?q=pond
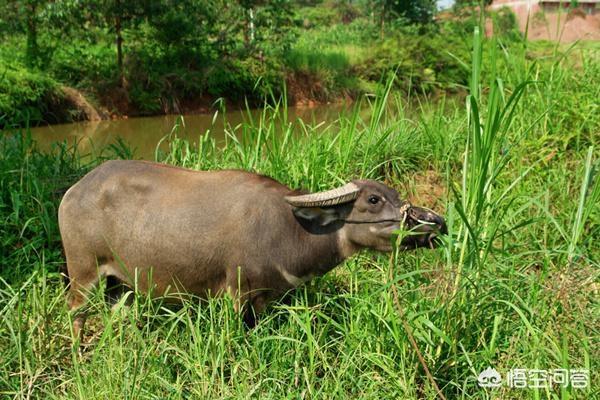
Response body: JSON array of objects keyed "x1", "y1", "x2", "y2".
[{"x1": 28, "y1": 104, "x2": 353, "y2": 160}]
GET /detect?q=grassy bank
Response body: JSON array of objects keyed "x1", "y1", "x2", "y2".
[
  {"x1": 0, "y1": 60, "x2": 76, "y2": 129},
  {"x1": 1, "y1": 31, "x2": 599, "y2": 399}
]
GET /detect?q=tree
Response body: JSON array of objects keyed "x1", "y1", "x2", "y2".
[
  {"x1": 0, "y1": 0, "x2": 46, "y2": 67},
  {"x1": 239, "y1": 0, "x2": 258, "y2": 47},
  {"x1": 89, "y1": 0, "x2": 151, "y2": 88},
  {"x1": 24, "y1": 1, "x2": 41, "y2": 67},
  {"x1": 371, "y1": 0, "x2": 437, "y2": 33},
  {"x1": 146, "y1": 0, "x2": 218, "y2": 49},
  {"x1": 454, "y1": 0, "x2": 493, "y2": 7},
  {"x1": 46, "y1": 0, "x2": 153, "y2": 87}
]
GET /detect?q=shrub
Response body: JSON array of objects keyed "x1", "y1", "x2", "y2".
[
  {"x1": 353, "y1": 28, "x2": 470, "y2": 93},
  {"x1": 490, "y1": 7, "x2": 522, "y2": 41},
  {"x1": 48, "y1": 40, "x2": 116, "y2": 89},
  {"x1": 0, "y1": 60, "x2": 65, "y2": 127}
]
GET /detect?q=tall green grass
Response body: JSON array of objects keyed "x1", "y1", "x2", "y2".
[
  {"x1": 1, "y1": 31, "x2": 598, "y2": 399},
  {"x1": 157, "y1": 80, "x2": 439, "y2": 192}
]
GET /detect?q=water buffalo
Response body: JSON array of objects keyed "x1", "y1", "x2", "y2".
[{"x1": 59, "y1": 160, "x2": 446, "y2": 336}]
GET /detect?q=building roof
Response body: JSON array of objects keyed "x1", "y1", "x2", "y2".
[{"x1": 539, "y1": 0, "x2": 600, "y2": 3}]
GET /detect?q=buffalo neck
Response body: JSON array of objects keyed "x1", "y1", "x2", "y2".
[{"x1": 285, "y1": 218, "x2": 358, "y2": 279}]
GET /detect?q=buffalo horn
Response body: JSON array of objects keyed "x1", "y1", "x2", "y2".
[{"x1": 284, "y1": 182, "x2": 360, "y2": 207}]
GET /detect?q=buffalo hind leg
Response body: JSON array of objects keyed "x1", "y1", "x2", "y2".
[
  {"x1": 67, "y1": 281, "x2": 97, "y2": 341},
  {"x1": 64, "y1": 253, "x2": 102, "y2": 341}
]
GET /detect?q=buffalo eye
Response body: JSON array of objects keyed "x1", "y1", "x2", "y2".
[{"x1": 368, "y1": 195, "x2": 380, "y2": 205}]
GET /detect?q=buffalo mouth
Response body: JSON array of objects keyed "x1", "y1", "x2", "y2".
[{"x1": 398, "y1": 206, "x2": 447, "y2": 249}]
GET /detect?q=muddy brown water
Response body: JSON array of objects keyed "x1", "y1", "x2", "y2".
[{"x1": 28, "y1": 104, "x2": 354, "y2": 160}]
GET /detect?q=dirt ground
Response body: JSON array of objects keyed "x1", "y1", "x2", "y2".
[{"x1": 490, "y1": 1, "x2": 600, "y2": 42}]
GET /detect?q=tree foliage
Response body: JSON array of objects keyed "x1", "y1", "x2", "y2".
[
  {"x1": 370, "y1": 0, "x2": 437, "y2": 25},
  {"x1": 0, "y1": 0, "x2": 468, "y2": 121},
  {"x1": 453, "y1": 0, "x2": 493, "y2": 8}
]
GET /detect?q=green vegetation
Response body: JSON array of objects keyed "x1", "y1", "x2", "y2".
[
  {"x1": 1, "y1": 21, "x2": 598, "y2": 398},
  {"x1": 0, "y1": 0, "x2": 479, "y2": 127},
  {"x1": 0, "y1": 60, "x2": 61, "y2": 127}
]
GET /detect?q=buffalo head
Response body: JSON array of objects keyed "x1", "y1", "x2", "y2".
[{"x1": 285, "y1": 180, "x2": 446, "y2": 252}]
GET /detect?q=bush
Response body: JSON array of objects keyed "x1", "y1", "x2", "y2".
[
  {"x1": 48, "y1": 40, "x2": 116, "y2": 89},
  {"x1": 353, "y1": 28, "x2": 470, "y2": 93},
  {"x1": 284, "y1": 48, "x2": 350, "y2": 74},
  {"x1": 490, "y1": 7, "x2": 522, "y2": 41},
  {"x1": 295, "y1": 17, "x2": 380, "y2": 48},
  {"x1": 0, "y1": 60, "x2": 65, "y2": 127}
]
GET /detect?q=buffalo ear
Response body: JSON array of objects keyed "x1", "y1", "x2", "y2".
[{"x1": 292, "y1": 206, "x2": 342, "y2": 226}]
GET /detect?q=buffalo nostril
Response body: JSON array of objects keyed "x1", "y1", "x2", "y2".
[
  {"x1": 406, "y1": 207, "x2": 446, "y2": 235},
  {"x1": 435, "y1": 216, "x2": 447, "y2": 235},
  {"x1": 425, "y1": 212, "x2": 440, "y2": 222},
  {"x1": 427, "y1": 213, "x2": 447, "y2": 235}
]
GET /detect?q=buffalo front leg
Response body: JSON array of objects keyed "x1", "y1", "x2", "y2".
[
  {"x1": 243, "y1": 294, "x2": 269, "y2": 329},
  {"x1": 225, "y1": 266, "x2": 268, "y2": 328}
]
